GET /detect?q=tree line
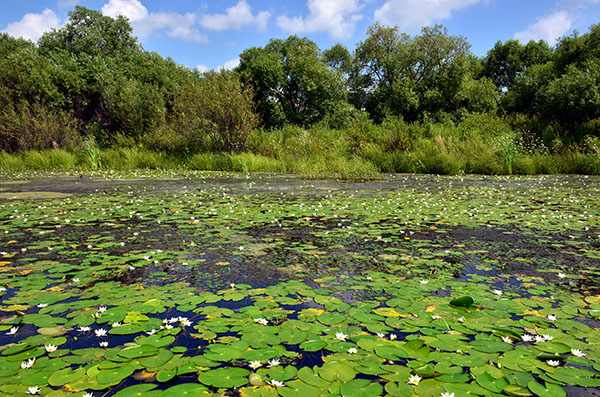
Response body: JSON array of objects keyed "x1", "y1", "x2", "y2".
[{"x1": 1, "y1": 6, "x2": 599, "y2": 154}]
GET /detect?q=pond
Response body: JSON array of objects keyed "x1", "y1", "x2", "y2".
[{"x1": 0, "y1": 171, "x2": 599, "y2": 396}]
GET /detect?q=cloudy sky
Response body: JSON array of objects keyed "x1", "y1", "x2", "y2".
[{"x1": 2, "y1": 0, "x2": 600, "y2": 71}]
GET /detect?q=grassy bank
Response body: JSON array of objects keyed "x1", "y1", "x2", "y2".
[{"x1": 1, "y1": 115, "x2": 599, "y2": 178}]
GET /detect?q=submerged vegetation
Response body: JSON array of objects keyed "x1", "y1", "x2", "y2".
[
  {"x1": 1, "y1": 7, "x2": 599, "y2": 176},
  {"x1": 0, "y1": 172, "x2": 599, "y2": 395}
]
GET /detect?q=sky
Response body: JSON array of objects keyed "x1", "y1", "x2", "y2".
[{"x1": 2, "y1": 0, "x2": 600, "y2": 71}]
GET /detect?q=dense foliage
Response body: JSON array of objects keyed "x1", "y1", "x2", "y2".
[{"x1": 0, "y1": 6, "x2": 598, "y2": 173}]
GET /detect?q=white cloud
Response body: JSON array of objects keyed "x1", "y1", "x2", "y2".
[
  {"x1": 196, "y1": 64, "x2": 210, "y2": 73},
  {"x1": 221, "y1": 57, "x2": 240, "y2": 70},
  {"x1": 514, "y1": 11, "x2": 572, "y2": 44},
  {"x1": 2, "y1": 8, "x2": 60, "y2": 42},
  {"x1": 276, "y1": 0, "x2": 363, "y2": 39},
  {"x1": 102, "y1": 0, "x2": 148, "y2": 22},
  {"x1": 374, "y1": 0, "x2": 481, "y2": 32},
  {"x1": 199, "y1": 1, "x2": 271, "y2": 31},
  {"x1": 101, "y1": 0, "x2": 208, "y2": 43}
]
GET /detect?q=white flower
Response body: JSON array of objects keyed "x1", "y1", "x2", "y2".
[
  {"x1": 547, "y1": 315, "x2": 557, "y2": 321},
  {"x1": 249, "y1": 360, "x2": 262, "y2": 369},
  {"x1": 335, "y1": 332, "x2": 347, "y2": 341},
  {"x1": 230, "y1": 283, "x2": 236, "y2": 289},
  {"x1": 521, "y1": 334, "x2": 534, "y2": 342},
  {"x1": 98, "y1": 307, "x2": 107, "y2": 313},
  {"x1": 347, "y1": 347, "x2": 357, "y2": 354},
  {"x1": 111, "y1": 322, "x2": 121, "y2": 328},
  {"x1": 419, "y1": 280, "x2": 429, "y2": 285},
  {"x1": 78, "y1": 326, "x2": 91, "y2": 332},
  {"x1": 501, "y1": 336, "x2": 513, "y2": 344},
  {"x1": 390, "y1": 334, "x2": 397, "y2": 340},
  {"x1": 535, "y1": 335, "x2": 545, "y2": 343},
  {"x1": 543, "y1": 334, "x2": 553, "y2": 341},
  {"x1": 94, "y1": 328, "x2": 107, "y2": 337},
  {"x1": 21, "y1": 358, "x2": 36, "y2": 369},
  {"x1": 492, "y1": 289, "x2": 503, "y2": 296},
  {"x1": 87, "y1": 244, "x2": 92, "y2": 249},
  {"x1": 37, "y1": 303, "x2": 48, "y2": 308},
  {"x1": 83, "y1": 393, "x2": 94, "y2": 397},
  {"x1": 431, "y1": 315, "x2": 442, "y2": 320},
  {"x1": 254, "y1": 318, "x2": 268, "y2": 326},
  {"x1": 546, "y1": 360, "x2": 560, "y2": 367},
  {"x1": 181, "y1": 319, "x2": 192, "y2": 327},
  {"x1": 72, "y1": 278, "x2": 80, "y2": 283},
  {"x1": 269, "y1": 379, "x2": 285, "y2": 387},
  {"x1": 168, "y1": 317, "x2": 179, "y2": 323},
  {"x1": 99, "y1": 341, "x2": 108, "y2": 348},
  {"x1": 26, "y1": 386, "x2": 40, "y2": 394},
  {"x1": 571, "y1": 349, "x2": 586, "y2": 357},
  {"x1": 239, "y1": 246, "x2": 244, "y2": 251},
  {"x1": 557, "y1": 273, "x2": 566, "y2": 279},
  {"x1": 408, "y1": 374, "x2": 421, "y2": 385},
  {"x1": 7, "y1": 326, "x2": 18, "y2": 335},
  {"x1": 457, "y1": 317, "x2": 464, "y2": 323},
  {"x1": 267, "y1": 359, "x2": 280, "y2": 367},
  {"x1": 44, "y1": 344, "x2": 57, "y2": 353},
  {"x1": 164, "y1": 324, "x2": 173, "y2": 330},
  {"x1": 146, "y1": 329, "x2": 157, "y2": 335},
  {"x1": 377, "y1": 333, "x2": 385, "y2": 339},
  {"x1": 440, "y1": 393, "x2": 455, "y2": 397}
]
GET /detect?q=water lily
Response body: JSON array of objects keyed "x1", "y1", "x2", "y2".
[
  {"x1": 94, "y1": 328, "x2": 107, "y2": 337},
  {"x1": 535, "y1": 335, "x2": 545, "y2": 343},
  {"x1": 390, "y1": 333, "x2": 397, "y2": 340},
  {"x1": 83, "y1": 393, "x2": 93, "y2": 397},
  {"x1": 335, "y1": 332, "x2": 347, "y2": 341},
  {"x1": 440, "y1": 393, "x2": 455, "y2": 397},
  {"x1": 419, "y1": 280, "x2": 429, "y2": 285},
  {"x1": 431, "y1": 315, "x2": 442, "y2": 320},
  {"x1": 146, "y1": 329, "x2": 157, "y2": 335},
  {"x1": 37, "y1": 303, "x2": 48, "y2": 308},
  {"x1": 557, "y1": 273, "x2": 566, "y2": 279},
  {"x1": 377, "y1": 332, "x2": 385, "y2": 338},
  {"x1": 78, "y1": 326, "x2": 91, "y2": 332},
  {"x1": 72, "y1": 278, "x2": 80, "y2": 283},
  {"x1": 501, "y1": 336, "x2": 513, "y2": 344},
  {"x1": 44, "y1": 344, "x2": 57, "y2": 353},
  {"x1": 111, "y1": 322, "x2": 121, "y2": 327},
  {"x1": 230, "y1": 283, "x2": 236, "y2": 288},
  {"x1": 457, "y1": 317, "x2": 464, "y2": 323},
  {"x1": 547, "y1": 360, "x2": 560, "y2": 367},
  {"x1": 543, "y1": 334, "x2": 553, "y2": 341},
  {"x1": 492, "y1": 289, "x2": 503, "y2": 296},
  {"x1": 99, "y1": 341, "x2": 108, "y2": 348},
  {"x1": 254, "y1": 318, "x2": 268, "y2": 326},
  {"x1": 521, "y1": 334, "x2": 534, "y2": 342},
  {"x1": 181, "y1": 319, "x2": 192, "y2": 327},
  {"x1": 26, "y1": 386, "x2": 40, "y2": 394},
  {"x1": 269, "y1": 379, "x2": 285, "y2": 387},
  {"x1": 21, "y1": 358, "x2": 35, "y2": 369},
  {"x1": 7, "y1": 326, "x2": 18, "y2": 335},
  {"x1": 347, "y1": 347, "x2": 358, "y2": 354},
  {"x1": 97, "y1": 306, "x2": 107, "y2": 313},
  {"x1": 249, "y1": 360, "x2": 262, "y2": 370},
  {"x1": 267, "y1": 359, "x2": 280, "y2": 367},
  {"x1": 547, "y1": 314, "x2": 556, "y2": 321},
  {"x1": 408, "y1": 374, "x2": 421, "y2": 385},
  {"x1": 571, "y1": 349, "x2": 586, "y2": 357}
]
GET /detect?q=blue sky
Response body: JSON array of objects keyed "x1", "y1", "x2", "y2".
[{"x1": 2, "y1": 0, "x2": 600, "y2": 71}]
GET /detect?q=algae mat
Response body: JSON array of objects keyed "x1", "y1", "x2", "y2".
[{"x1": 0, "y1": 172, "x2": 599, "y2": 396}]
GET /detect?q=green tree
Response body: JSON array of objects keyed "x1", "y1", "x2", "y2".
[{"x1": 237, "y1": 36, "x2": 346, "y2": 128}]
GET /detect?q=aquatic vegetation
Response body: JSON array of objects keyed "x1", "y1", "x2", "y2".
[{"x1": 0, "y1": 172, "x2": 599, "y2": 395}]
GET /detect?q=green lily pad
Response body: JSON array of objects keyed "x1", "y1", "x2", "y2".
[{"x1": 198, "y1": 367, "x2": 250, "y2": 388}]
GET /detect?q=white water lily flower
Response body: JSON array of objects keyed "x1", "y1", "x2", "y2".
[
  {"x1": 377, "y1": 333, "x2": 385, "y2": 339},
  {"x1": 72, "y1": 278, "x2": 80, "y2": 283},
  {"x1": 547, "y1": 360, "x2": 560, "y2": 367},
  {"x1": 94, "y1": 328, "x2": 107, "y2": 337},
  {"x1": 457, "y1": 317, "x2": 465, "y2": 323},
  {"x1": 390, "y1": 334, "x2": 397, "y2": 340},
  {"x1": 347, "y1": 347, "x2": 358, "y2": 354},
  {"x1": 99, "y1": 341, "x2": 108, "y2": 348},
  {"x1": 254, "y1": 318, "x2": 268, "y2": 326},
  {"x1": 557, "y1": 273, "x2": 566, "y2": 279},
  {"x1": 408, "y1": 374, "x2": 421, "y2": 385},
  {"x1": 181, "y1": 319, "x2": 192, "y2": 327},
  {"x1": 249, "y1": 360, "x2": 262, "y2": 370},
  {"x1": 146, "y1": 329, "x2": 157, "y2": 335},
  {"x1": 164, "y1": 324, "x2": 173, "y2": 330},
  {"x1": 26, "y1": 386, "x2": 40, "y2": 394},
  {"x1": 269, "y1": 379, "x2": 285, "y2": 387},
  {"x1": 98, "y1": 307, "x2": 107, "y2": 313},
  {"x1": 37, "y1": 303, "x2": 48, "y2": 308},
  {"x1": 7, "y1": 326, "x2": 18, "y2": 335},
  {"x1": 21, "y1": 358, "x2": 36, "y2": 369},
  {"x1": 111, "y1": 322, "x2": 122, "y2": 328},
  {"x1": 419, "y1": 280, "x2": 429, "y2": 285},
  {"x1": 335, "y1": 332, "x2": 347, "y2": 341},
  {"x1": 431, "y1": 315, "x2": 442, "y2": 320},
  {"x1": 230, "y1": 283, "x2": 236, "y2": 289},
  {"x1": 168, "y1": 317, "x2": 179, "y2": 323},
  {"x1": 521, "y1": 334, "x2": 534, "y2": 342},
  {"x1": 267, "y1": 359, "x2": 280, "y2": 367},
  {"x1": 492, "y1": 289, "x2": 503, "y2": 296},
  {"x1": 440, "y1": 393, "x2": 455, "y2": 397},
  {"x1": 571, "y1": 349, "x2": 586, "y2": 357},
  {"x1": 78, "y1": 326, "x2": 91, "y2": 332},
  {"x1": 547, "y1": 315, "x2": 557, "y2": 321},
  {"x1": 83, "y1": 393, "x2": 94, "y2": 397},
  {"x1": 535, "y1": 335, "x2": 545, "y2": 343},
  {"x1": 44, "y1": 344, "x2": 57, "y2": 353},
  {"x1": 543, "y1": 334, "x2": 553, "y2": 341},
  {"x1": 501, "y1": 336, "x2": 513, "y2": 344}
]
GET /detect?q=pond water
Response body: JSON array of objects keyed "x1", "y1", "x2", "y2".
[{"x1": 0, "y1": 171, "x2": 599, "y2": 396}]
